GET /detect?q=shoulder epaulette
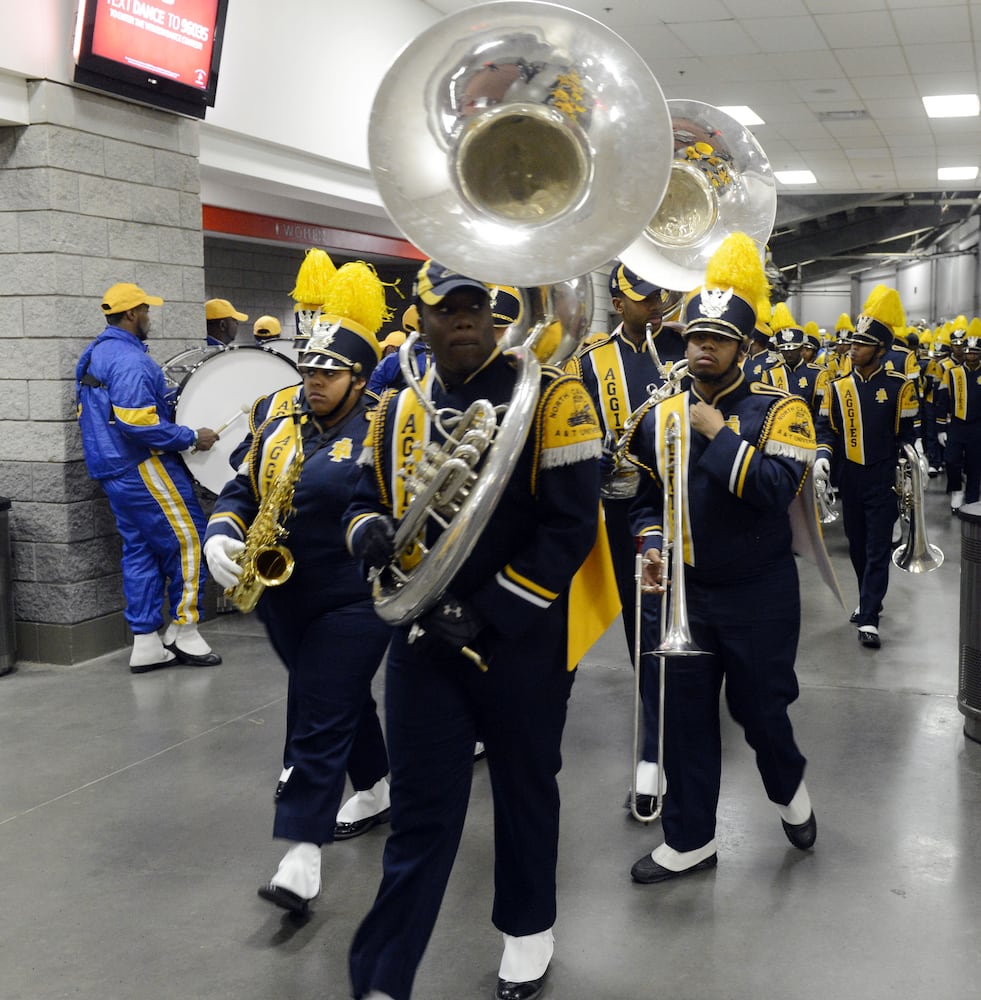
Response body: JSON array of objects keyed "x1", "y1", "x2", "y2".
[{"x1": 749, "y1": 381, "x2": 789, "y2": 398}]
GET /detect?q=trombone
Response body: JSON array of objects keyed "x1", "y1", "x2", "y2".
[{"x1": 628, "y1": 410, "x2": 707, "y2": 822}]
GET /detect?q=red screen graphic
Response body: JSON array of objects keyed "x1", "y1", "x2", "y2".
[{"x1": 91, "y1": 0, "x2": 220, "y2": 91}]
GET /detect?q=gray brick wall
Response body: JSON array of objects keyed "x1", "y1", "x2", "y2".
[{"x1": 0, "y1": 81, "x2": 206, "y2": 664}]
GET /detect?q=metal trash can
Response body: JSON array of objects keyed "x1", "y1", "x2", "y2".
[
  {"x1": 0, "y1": 497, "x2": 15, "y2": 676},
  {"x1": 958, "y1": 501, "x2": 981, "y2": 743}
]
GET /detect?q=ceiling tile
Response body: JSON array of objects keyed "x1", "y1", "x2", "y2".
[
  {"x1": 814, "y1": 11, "x2": 900, "y2": 48},
  {"x1": 890, "y1": 5, "x2": 972, "y2": 45},
  {"x1": 835, "y1": 45, "x2": 907, "y2": 76},
  {"x1": 670, "y1": 20, "x2": 761, "y2": 56},
  {"x1": 741, "y1": 16, "x2": 829, "y2": 52},
  {"x1": 905, "y1": 42, "x2": 976, "y2": 74}
]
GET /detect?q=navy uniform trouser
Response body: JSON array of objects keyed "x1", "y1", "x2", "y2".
[
  {"x1": 261, "y1": 594, "x2": 390, "y2": 845},
  {"x1": 661, "y1": 561, "x2": 806, "y2": 853},
  {"x1": 604, "y1": 498, "x2": 661, "y2": 764},
  {"x1": 100, "y1": 454, "x2": 207, "y2": 633},
  {"x1": 945, "y1": 423, "x2": 981, "y2": 504},
  {"x1": 349, "y1": 608, "x2": 575, "y2": 1000},
  {"x1": 839, "y1": 459, "x2": 897, "y2": 627}
]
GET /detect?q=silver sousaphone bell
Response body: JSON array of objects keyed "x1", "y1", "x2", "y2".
[
  {"x1": 368, "y1": 0, "x2": 673, "y2": 287},
  {"x1": 620, "y1": 100, "x2": 777, "y2": 293}
]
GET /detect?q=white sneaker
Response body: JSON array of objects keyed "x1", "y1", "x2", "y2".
[
  {"x1": 258, "y1": 841, "x2": 321, "y2": 913},
  {"x1": 952, "y1": 490, "x2": 965, "y2": 511}
]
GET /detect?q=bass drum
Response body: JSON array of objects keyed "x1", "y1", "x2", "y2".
[
  {"x1": 173, "y1": 345, "x2": 300, "y2": 496},
  {"x1": 161, "y1": 345, "x2": 220, "y2": 393}
]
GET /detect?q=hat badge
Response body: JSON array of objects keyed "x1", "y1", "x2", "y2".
[
  {"x1": 699, "y1": 286, "x2": 733, "y2": 319},
  {"x1": 855, "y1": 315, "x2": 873, "y2": 337},
  {"x1": 308, "y1": 318, "x2": 341, "y2": 351}
]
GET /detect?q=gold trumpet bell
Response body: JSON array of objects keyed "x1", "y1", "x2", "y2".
[
  {"x1": 620, "y1": 100, "x2": 777, "y2": 293},
  {"x1": 368, "y1": 1, "x2": 673, "y2": 287}
]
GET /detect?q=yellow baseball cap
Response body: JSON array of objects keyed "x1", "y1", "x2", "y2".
[
  {"x1": 101, "y1": 283, "x2": 163, "y2": 314},
  {"x1": 205, "y1": 298, "x2": 248, "y2": 321}
]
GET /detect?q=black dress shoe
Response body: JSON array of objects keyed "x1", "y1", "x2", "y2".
[
  {"x1": 257, "y1": 882, "x2": 312, "y2": 915},
  {"x1": 857, "y1": 628, "x2": 881, "y2": 649},
  {"x1": 782, "y1": 811, "x2": 817, "y2": 850},
  {"x1": 622, "y1": 792, "x2": 659, "y2": 819},
  {"x1": 333, "y1": 807, "x2": 391, "y2": 841},
  {"x1": 495, "y1": 970, "x2": 547, "y2": 1000},
  {"x1": 164, "y1": 643, "x2": 222, "y2": 666},
  {"x1": 129, "y1": 655, "x2": 177, "y2": 674},
  {"x1": 630, "y1": 851, "x2": 717, "y2": 884}
]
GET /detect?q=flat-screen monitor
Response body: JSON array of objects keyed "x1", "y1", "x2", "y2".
[{"x1": 72, "y1": 0, "x2": 229, "y2": 119}]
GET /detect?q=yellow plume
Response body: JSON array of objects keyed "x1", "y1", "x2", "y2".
[
  {"x1": 861, "y1": 286, "x2": 905, "y2": 330},
  {"x1": 770, "y1": 301, "x2": 799, "y2": 333},
  {"x1": 322, "y1": 262, "x2": 392, "y2": 335},
  {"x1": 704, "y1": 232, "x2": 769, "y2": 308},
  {"x1": 291, "y1": 248, "x2": 336, "y2": 305}
]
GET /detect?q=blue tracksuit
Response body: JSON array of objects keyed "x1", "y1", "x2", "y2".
[
  {"x1": 626, "y1": 374, "x2": 815, "y2": 852},
  {"x1": 206, "y1": 390, "x2": 390, "y2": 844},
  {"x1": 75, "y1": 325, "x2": 206, "y2": 634}
]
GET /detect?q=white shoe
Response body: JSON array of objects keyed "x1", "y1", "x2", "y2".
[
  {"x1": 258, "y1": 841, "x2": 321, "y2": 913},
  {"x1": 129, "y1": 632, "x2": 176, "y2": 673},
  {"x1": 951, "y1": 490, "x2": 965, "y2": 511}
]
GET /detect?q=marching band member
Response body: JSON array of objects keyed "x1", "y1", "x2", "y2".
[
  {"x1": 826, "y1": 314, "x2": 854, "y2": 380},
  {"x1": 565, "y1": 261, "x2": 686, "y2": 816},
  {"x1": 624, "y1": 233, "x2": 818, "y2": 884},
  {"x1": 771, "y1": 303, "x2": 830, "y2": 418},
  {"x1": 813, "y1": 286, "x2": 919, "y2": 649},
  {"x1": 741, "y1": 297, "x2": 789, "y2": 389},
  {"x1": 801, "y1": 321, "x2": 823, "y2": 365},
  {"x1": 345, "y1": 259, "x2": 613, "y2": 1000},
  {"x1": 75, "y1": 283, "x2": 221, "y2": 673},
  {"x1": 204, "y1": 298, "x2": 248, "y2": 348},
  {"x1": 935, "y1": 323, "x2": 981, "y2": 511},
  {"x1": 203, "y1": 262, "x2": 393, "y2": 915}
]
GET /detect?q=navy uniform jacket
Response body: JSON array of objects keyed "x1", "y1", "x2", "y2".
[
  {"x1": 935, "y1": 362, "x2": 981, "y2": 430},
  {"x1": 345, "y1": 350, "x2": 606, "y2": 652},
  {"x1": 816, "y1": 365, "x2": 919, "y2": 467},
  {"x1": 786, "y1": 359, "x2": 830, "y2": 417},
  {"x1": 625, "y1": 375, "x2": 816, "y2": 584},
  {"x1": 565, "y1": 323, "x2": 686, "y2": 440},
  {"x1": 206, "y1": 388, "x2": 371, "y2": 611},
  {"x1": 742, "y1": 349, "x2": 789, "y2": 391}
]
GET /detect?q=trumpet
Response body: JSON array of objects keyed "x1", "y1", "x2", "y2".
[{"x1": 628, "y1": 410, "x2": 708, "y2": 823}]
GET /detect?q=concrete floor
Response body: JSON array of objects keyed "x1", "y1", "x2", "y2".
[{"x1": 3, "y1": 479, "x2": 980, "y2": 1000}]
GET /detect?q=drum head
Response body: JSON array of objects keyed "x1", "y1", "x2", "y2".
[{"x1": 174, "y1": 345, "x2": 300, "y2": 495}]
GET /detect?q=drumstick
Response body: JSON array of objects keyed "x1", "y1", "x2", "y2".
[
  {"x1": 190, "y1": 405, "x2": 249, "y2": 452},
  {"x1": 213, "y1": 404, "x2": 250, "y2": 436}
]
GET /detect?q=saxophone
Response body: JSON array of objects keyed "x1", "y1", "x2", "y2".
[{"x1": 228, "y1": 410, "x2": 305, "y2": 613}]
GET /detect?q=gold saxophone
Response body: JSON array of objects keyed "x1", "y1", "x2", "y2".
[{"x1": 228, "y1": 410, "x2": 305, "y2": 613}]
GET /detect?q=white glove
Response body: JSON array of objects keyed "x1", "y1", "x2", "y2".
[
  {"x1": 938, "y1": 431, "x2": 947, "y2": 447},
  {"x1": 204, "y1": 535, "x2": 245, "y2": 589},
  {"x1": 914, "y1": 438, "x2": 925, "y2": 457},
  {"x1": 812, "y1": 457, "x2": 831, "y2": 484}
]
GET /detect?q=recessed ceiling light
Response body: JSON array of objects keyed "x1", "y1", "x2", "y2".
[
  {"x1": 938, "y1": 166, "x2": 979, "y2": 180},
  {"x1": 922, "y1": 94, "x2": 980, "y2": 118},
  {"x1": 716, "y1": 106, "x2": 764, "y2": 126},
  {"x1": 775, "y1": 170, "x2": 817, "y2": 185}
]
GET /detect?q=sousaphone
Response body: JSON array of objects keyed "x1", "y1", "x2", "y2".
[
  {"x1": 620, "y1": 100, "x2": 777, "y2": 293},
  {"x1": 367, "y1": 1, "x2": 674, "y2": 625}
]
